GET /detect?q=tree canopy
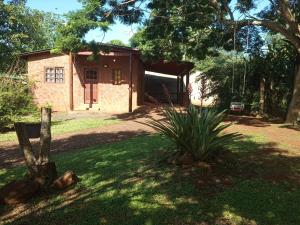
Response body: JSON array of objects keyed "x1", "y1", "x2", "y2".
[
  {"x1": 54, "y1": 1, "x2": 300, "y2": 55},
  {"x1": 52, "y1": 0, "x2": 300, "y2": 121},
  {"x1": 106, "y1": 39, "x2": 128, "y2": 46},
  {"x1": 0, "y1": 0, "x2": 63, "y2": 73}
]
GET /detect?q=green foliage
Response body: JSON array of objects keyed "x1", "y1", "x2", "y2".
[
  {"x1": 129, "y1": 28, "x2": 162, "y2": 60},
  {"x1": 147, "y1": 105, "x2": 240, "y2": 160},
  {"x1": 196, "y1": 33, "x2": 296, "y2": 118},
  {"x1": 0, "y1": 1, "x2": 63, "y2": 72},
  {"x1": 106, "y1": 39, "x2": 128, "y2": 47},
  {"x1": 129, "y1": 1, "x2": 217, "y2": 61},
  {"x1": 0, "y1": 75, "x2": 37, "y2": 130},
  {"x1": 53, "y1": 0, "x2": 141, "y2": 53},
  {"x1": 259, "y1": 34, "x2": 296, "y2": 117},
  {"x1": 196, "y1": 50, "x2": 248, "y2": 110}
]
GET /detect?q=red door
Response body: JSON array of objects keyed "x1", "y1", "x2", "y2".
[{"x1": 84, "y1": 69, "x2": 98, "y2": 105}]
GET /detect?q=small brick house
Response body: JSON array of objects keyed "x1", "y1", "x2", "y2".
[{"x1": 22, "y1": 44, "x2": 193, "y2": 113}]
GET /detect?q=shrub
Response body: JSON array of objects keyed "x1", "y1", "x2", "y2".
[
  {"x1": 147, "y1": 105, "x2": 240, "y2": 161},
  {"x1": 0, "y1": 74, "x2": 37, "y2": 130}
]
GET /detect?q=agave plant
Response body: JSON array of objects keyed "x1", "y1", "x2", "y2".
[{"x1": 147, "y1": 105, "x2": 240, "y2": 161}]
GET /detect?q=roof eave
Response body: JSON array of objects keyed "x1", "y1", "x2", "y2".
[{"x1": 20, "y1": 44, "x2": 140, "y2": 58}]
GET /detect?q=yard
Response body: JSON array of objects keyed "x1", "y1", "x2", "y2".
[
  {"x1": 1, "y1": 0, "x2": 300, "y2": 224},
  {"x1": 0, "y1": 111, "x2": 300, "y2": 225},
  {"x1": 0, "y1": 112, "x2": 119, "y2": 143}
]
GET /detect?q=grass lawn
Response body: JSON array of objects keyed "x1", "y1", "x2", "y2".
[
  {"x1": 0, "y1": 135, "x2": 300, "y2": 225},
  {"x1": 0, "y1": 118, "x2": 119, "y2": 142}
]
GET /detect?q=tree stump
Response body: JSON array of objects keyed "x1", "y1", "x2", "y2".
[
  {"x1": 33, "y1": 162, "x2": 58, "y2": 187},
  {"x1": 14, "y1": 107, "x2": 57, "y2": 186},
  {"x1": 3, "y1": 107, "x2": 79, "y2": 205}
]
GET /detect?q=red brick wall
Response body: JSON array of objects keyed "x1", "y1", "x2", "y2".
[
  {"x1": 27, "y1": 52, "x2": 144, "y2": 113},
  {"x1": 73, "y1": 54, "x2": 142, "y2": 113},
  {"x1": 27, "y1": 53, "x2": 70, "y2": 112}
]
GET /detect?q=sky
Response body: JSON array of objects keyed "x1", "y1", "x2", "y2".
[
  {"x1": 26, "y1": 0, "x2": 270, "y2": 44},
  {"x1": 26, "y1": 0, "x2": 139, "y2": 44},
  {"x1": 230, "y1": 0, "x2": 270, "y2": 19}
]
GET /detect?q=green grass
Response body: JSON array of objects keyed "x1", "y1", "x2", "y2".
[
  {"x1": 0, "y1": 118, "x2": 119, "y2": 142},
  {"x1": 1, "y1": 135, "x2": 300, "y2": 225}
]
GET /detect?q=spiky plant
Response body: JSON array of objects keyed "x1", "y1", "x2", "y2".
[{"x1": 147, "y1": 105, "x2": 240, "y2": 161}]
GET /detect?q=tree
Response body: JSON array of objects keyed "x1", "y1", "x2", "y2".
[
  {"x1": 0, "y1": 0, "x2": 63, "y2": 73},
  {"x1": 196, "y1": 50, "x2": 247, "y2": 110},
  {"x1": 130, "y1": 2, "x2": 217, "y2": 61},
  {"x1": 209, "y1": 0, "x2": 300, "y2": 122},
  {"x1": 54, "y1": 0, "x2": 300, "y2": 122},
  {"x1": 15, "y1": 108, "x2": 57, "y2": 185},
  {"x1": 53, "y1": 0, "x2": 141, "y2": 53},
  {"x1": 133, "y1": 0, "x2": 300, "y2": 122},
  {"x1": 0, "y1": 75, "x2": 36, "y2": 130},
  {"x1": 254, "y1": 34, "x2": 296, "y2": 118},
  {"x1": 106, "y1": 39, "x2": 128, "y2": 46}
]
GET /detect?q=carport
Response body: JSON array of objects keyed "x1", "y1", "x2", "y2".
[{"x1": 144, "y1": 61, "x2": 194, "y2": 105}]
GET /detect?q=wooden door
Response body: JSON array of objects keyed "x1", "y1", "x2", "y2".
[{"x1": 84, "y1": 69, "x2": 98, "y2": 105}]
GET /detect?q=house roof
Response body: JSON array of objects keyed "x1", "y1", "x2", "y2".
[
  {"x1": 20, "y1": 49, "x2": 52, "y2": 57},
  {"x1": 20, "y1": 44, "x2": 139, "y2": 57},
  {"x1": 144, "y1": 61, "x2": 194, "y2": 76},
  {"x1": 20, "y1": 45, "x2": 194, "y2": 76}
]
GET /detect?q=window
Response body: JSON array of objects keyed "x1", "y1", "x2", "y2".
[
  {"x1": 45, "y1": 67, "x2": 64, "y2": 83},
  {"x1": 85, "y1": 70, "x2": 97, "y2": 81},
  {"x1": 113, "y1": 69, "x2": 122, "y2": 85}
]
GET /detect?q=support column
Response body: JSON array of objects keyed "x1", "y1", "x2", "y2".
[
  {"x1": 180, "y1": 75, "x2": 184, "y2": 105},
  {"x1": 186, "y1": 72, "x2": 190, "y2": 105},
  {"x1": 177, "y1": 76, "x2": 180, "y2": 104},
  {"x1": 129, "y1": 53, "x2": 133, "y2": 113},
  {"x1": 186, "y1": 72, "x2": 190, "y2": 91},
  {"x1": 69, "y1": 52, "x2": 74, "y2": 111}
]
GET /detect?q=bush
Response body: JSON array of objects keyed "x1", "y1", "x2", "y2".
[
  {"x1": 147, "y1": 105, "x2": 240, "y2": 161},
  {"x1": 0, "y1": 75, "x2": 37, "y2": 130}
]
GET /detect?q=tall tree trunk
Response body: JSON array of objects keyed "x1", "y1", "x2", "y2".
[
  {"x1": 286, "y1": 54, "x2": 300, "y2": 123},
  {"x1": 259, "y1": 76, "x2": 265, "y2": 115},
  {"x1": 38, "y1": 107, "x2": 51, "y2": 164}
]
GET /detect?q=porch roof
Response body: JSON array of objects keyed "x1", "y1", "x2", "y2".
[{"x1": 144, "y1": 61, "x2": 194, "y2": 76}]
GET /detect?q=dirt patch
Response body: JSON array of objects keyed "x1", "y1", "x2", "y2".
[
  {"x1": 0, "y1": 107, "x2": 161, "y2": 169},
  {"x1": 226, "y1": 115, "x2": 300, "y2": 155},
  {"x1": 0, "y1": 111, "x2": 300, "y2": 171}
]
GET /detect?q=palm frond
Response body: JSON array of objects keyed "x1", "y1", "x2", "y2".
[{"x1": 146, "y1": 105, "x2": 240, "y2": 161}]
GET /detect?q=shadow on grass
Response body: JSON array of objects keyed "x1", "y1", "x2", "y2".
[
  {"x1": 112, "y1": 105, "x2": 165, "y2": 121},
  {"x1": 0, "y1": 135, "x2": 300, "y2": 225},
  {"x1": 224, "y1": 115, "x2": 271, "y2": 128},
  {"x1": 279, "y1": 124, "x2": 300, "y2": 132},
  {"x1": 0, "y1": 129, "x2": 150, "y2": 169}
]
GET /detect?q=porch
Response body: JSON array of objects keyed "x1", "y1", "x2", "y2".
[{"x1": 144, "y1": 61, "x2": 194, "y2": 106}]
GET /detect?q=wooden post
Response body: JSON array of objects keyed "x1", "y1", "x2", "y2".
[
  {"x1": 38, "y1": 107, "x2": 51, "y2": 164},
  {"x1": 129, "y1": 53, "x2": 133, "y2": 112},
  {"x1": 177, "y1": 76, "x2": 180, "y2": 104},
  {"x1": 186, "y1": 72, "x2": 190, "y2": 105},
  {"x1": 186, "y1": 72, "x2": 190, "y2": 92},
  {"x1": 69, "y1": 52, "x2": 74, "y2": 111},
  {"x1": 180, "y1": 75, "x2": 184, "y2": 105}
]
